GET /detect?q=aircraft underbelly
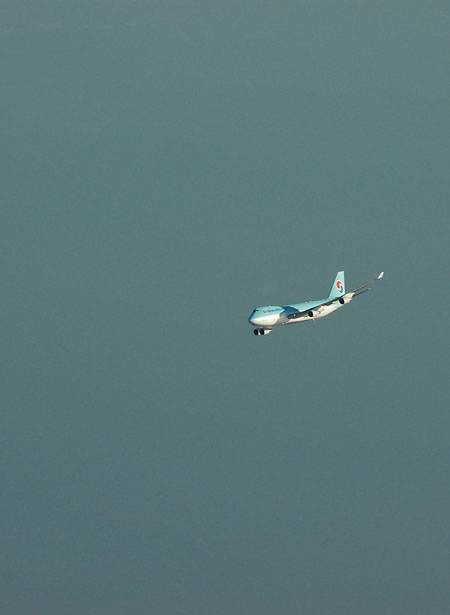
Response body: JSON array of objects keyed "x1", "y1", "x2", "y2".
[
  {"x1": 285, "y1": 315, "x2": 311, "y2": 324},
  {"x1": 284, "y1": 303, "x2": 342, "y2": 324},
  {"x1": 254, "y1": 314, "x2": 279, "y2": 327},
  {"x1": 316, "y1": 304, "x2": 341, "y2": 317}
]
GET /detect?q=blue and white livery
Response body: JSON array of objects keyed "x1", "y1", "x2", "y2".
[{"x1": 248, "y1": 271, "x2": 384, "y2": 336}]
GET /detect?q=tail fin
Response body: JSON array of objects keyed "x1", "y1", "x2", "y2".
[{"x1": 329, "y1": 271, "x2": 345, "y2": 298}]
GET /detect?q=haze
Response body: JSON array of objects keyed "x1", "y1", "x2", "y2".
[{"x1": 1, "y1": 1, "x2": 449, "y2": 613}]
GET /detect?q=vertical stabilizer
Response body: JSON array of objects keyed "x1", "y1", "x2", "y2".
[{"x1": 329, "y1": 271, "x2": 345, "y2": 298}]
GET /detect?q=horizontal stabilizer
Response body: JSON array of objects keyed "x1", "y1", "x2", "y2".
[{"x1": 344, "y1": 271, "x2": 384, "y2": 301}]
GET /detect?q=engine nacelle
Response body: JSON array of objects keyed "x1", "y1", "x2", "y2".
[
  {"x1": 308, "y1": 310, "x2": 314, "y2": 318},
  {"x1": 339, "y1": 297, "x2": 345, "y2": 305},
  {"x1": 254, "y1": 328, "x2": 272, "y2": 335}
]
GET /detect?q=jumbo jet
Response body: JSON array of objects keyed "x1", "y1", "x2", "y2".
[{"x1": 248, "y1": 271, "x2": 384, "y2": 335}]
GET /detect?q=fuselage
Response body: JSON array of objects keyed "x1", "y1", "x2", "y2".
[{"x1": 248, "y1": 298, "x2": 343, "y2": 328}]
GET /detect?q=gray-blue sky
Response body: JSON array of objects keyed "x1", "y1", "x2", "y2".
[{"x1": 1, "y1": 2, "x2": 449, "y2": 613}]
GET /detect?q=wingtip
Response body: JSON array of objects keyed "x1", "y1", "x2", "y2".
[{"x1": 378, "y1": 271, "x2": 384, "y2": 279}]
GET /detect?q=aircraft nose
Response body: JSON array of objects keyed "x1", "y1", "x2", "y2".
[{"x1": 248, "y1": 312, "x2": 258, "y2": 325}]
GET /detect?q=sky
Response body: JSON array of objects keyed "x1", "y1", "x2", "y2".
[{"x1": 1, "y1": 1, "x2": 449, "y2": 613}]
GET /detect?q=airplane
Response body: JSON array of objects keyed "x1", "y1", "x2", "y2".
[{"x1": 248, "y1": 271, "x2": 384, "y2": 335}]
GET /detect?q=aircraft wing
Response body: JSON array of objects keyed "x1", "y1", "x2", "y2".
[
  {"x1": 286, "y1": 297, "x2": 343, "y2": 320},
  {"x1": 344, "y1": 271, "x2": 384, "y2": 300},
  {"x1": 286, "y1": 271, "x2": 384, "y2": 320}
]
